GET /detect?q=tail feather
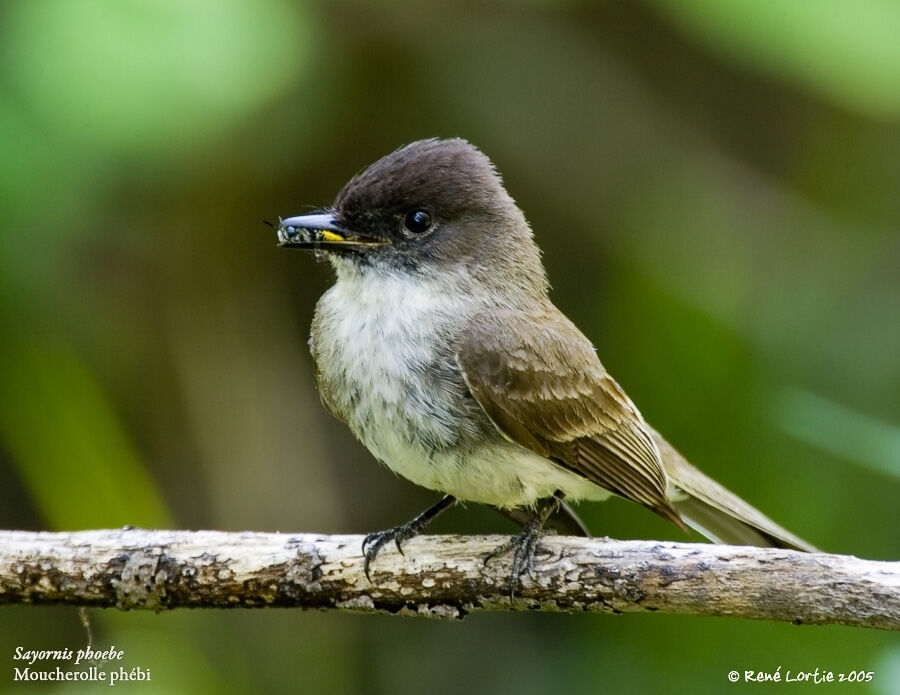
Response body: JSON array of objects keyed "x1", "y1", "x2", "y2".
[{"x1": 650, "y1": 428, "x2": 818, "y2": 552}]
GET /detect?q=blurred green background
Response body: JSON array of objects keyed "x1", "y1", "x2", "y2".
[{"x1": 1, "y1": 0, "x2": 898, "y2": 693}]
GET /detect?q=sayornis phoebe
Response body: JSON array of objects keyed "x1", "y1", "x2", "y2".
[{"x1": 276, "y1": 138, "x2": 815, "y2": 590}]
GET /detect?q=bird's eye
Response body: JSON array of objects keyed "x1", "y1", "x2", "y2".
[{"x1": 404, "y1": 209, "x2": 433, "y2": 234}]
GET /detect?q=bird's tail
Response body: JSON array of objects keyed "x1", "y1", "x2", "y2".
[{"x1": 650, "y1": 428, "x2": 818, "y2": 552}]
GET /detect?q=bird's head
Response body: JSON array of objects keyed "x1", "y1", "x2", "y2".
[{"x1": 277, "y1": 138, "x2": 547, "y2": 297}]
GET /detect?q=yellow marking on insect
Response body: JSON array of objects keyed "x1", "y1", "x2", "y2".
[{"x1": 321, "y1": 230, "x2": 345, "y2": 242}]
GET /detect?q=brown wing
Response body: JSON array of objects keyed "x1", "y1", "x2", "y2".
[{"x1": 457, "y1": 306, "x2": 684, "y2": 528}]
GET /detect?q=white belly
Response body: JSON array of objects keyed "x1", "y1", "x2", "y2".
[
  {"x1": 312, "y1": 266, "x2": 612, "y2": 508},
  {"x1": 385, "y1": 438, "x2": 612, "y2": 508}
]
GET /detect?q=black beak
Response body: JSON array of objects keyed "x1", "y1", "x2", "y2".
[{"x1": 275, "y1": 212, "x2": 385, "y2": 250}]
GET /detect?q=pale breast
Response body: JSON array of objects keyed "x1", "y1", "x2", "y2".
[
  {"x1": 308, "y1": 267, "x2": 612, "y2": 507},
  {"x1": 310, "y1": 270, "x2": 485, "y2": 476}
]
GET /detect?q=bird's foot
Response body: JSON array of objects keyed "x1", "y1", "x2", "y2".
[
  {"x1": 484, "y1": 517, "x2": 550, "y2": 598},
  {"x1": 485, "y1": 491, "x2": 565, "y2": 598},
  {"x1": 361, "y1": 519, "x2": 426, "y2": 580},
  {"x1": 361, "y1": 495, "x2": 456, "y2": 581}
]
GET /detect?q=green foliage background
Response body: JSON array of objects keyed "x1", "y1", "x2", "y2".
[{"x1": 1, "y1": 1, "x2": 898, "y2": 693}]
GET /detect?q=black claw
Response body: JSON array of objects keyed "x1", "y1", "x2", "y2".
[
  {"x1": 486, "y1": 518, "x2": 546, "y2": 599},
  {"x1": 361, "y1": 520, "x2": 423, "y2": 581},
  {"x1": 484, "y1": 492, "x2": 564, "y2": 599},
  {"x1": 359, "y1": 496, "x2": 457, "y2": 583}
]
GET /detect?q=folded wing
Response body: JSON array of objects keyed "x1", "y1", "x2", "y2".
[{"x1": 457, "y1": 306, "x2": 684, "y2": 528}]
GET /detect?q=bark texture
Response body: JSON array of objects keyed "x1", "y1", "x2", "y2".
[{"x1": 0, "y1": 530, "x2": 896, "y2": 630}]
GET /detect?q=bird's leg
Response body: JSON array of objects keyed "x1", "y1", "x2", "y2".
[
  {"x1": 362, "y1": 495, "x2": 456, "y2": 580},
  {"x1": 495, "y1": 497, "x2": 590, "y2": 537},
  {"x1": 485, "y1": 490, "x2": 565, "y2": 598}
]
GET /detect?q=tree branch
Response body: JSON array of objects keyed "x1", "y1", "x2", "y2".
[{"x1": 0, "y1": 530, "x2": 896, "y2": 630}]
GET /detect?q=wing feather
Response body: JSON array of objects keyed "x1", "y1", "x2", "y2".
[{"x1": 457, "y1": 306, "x2": 684, "y2": 527}]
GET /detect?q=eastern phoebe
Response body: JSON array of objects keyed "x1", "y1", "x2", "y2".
[{"x1": 276, "y1": 138, "x2": 815, "y2": 589}]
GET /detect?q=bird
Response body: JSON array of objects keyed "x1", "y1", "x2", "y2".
[{"x1": 275, "y1": 138, "x2": 815, "y2": 592}]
